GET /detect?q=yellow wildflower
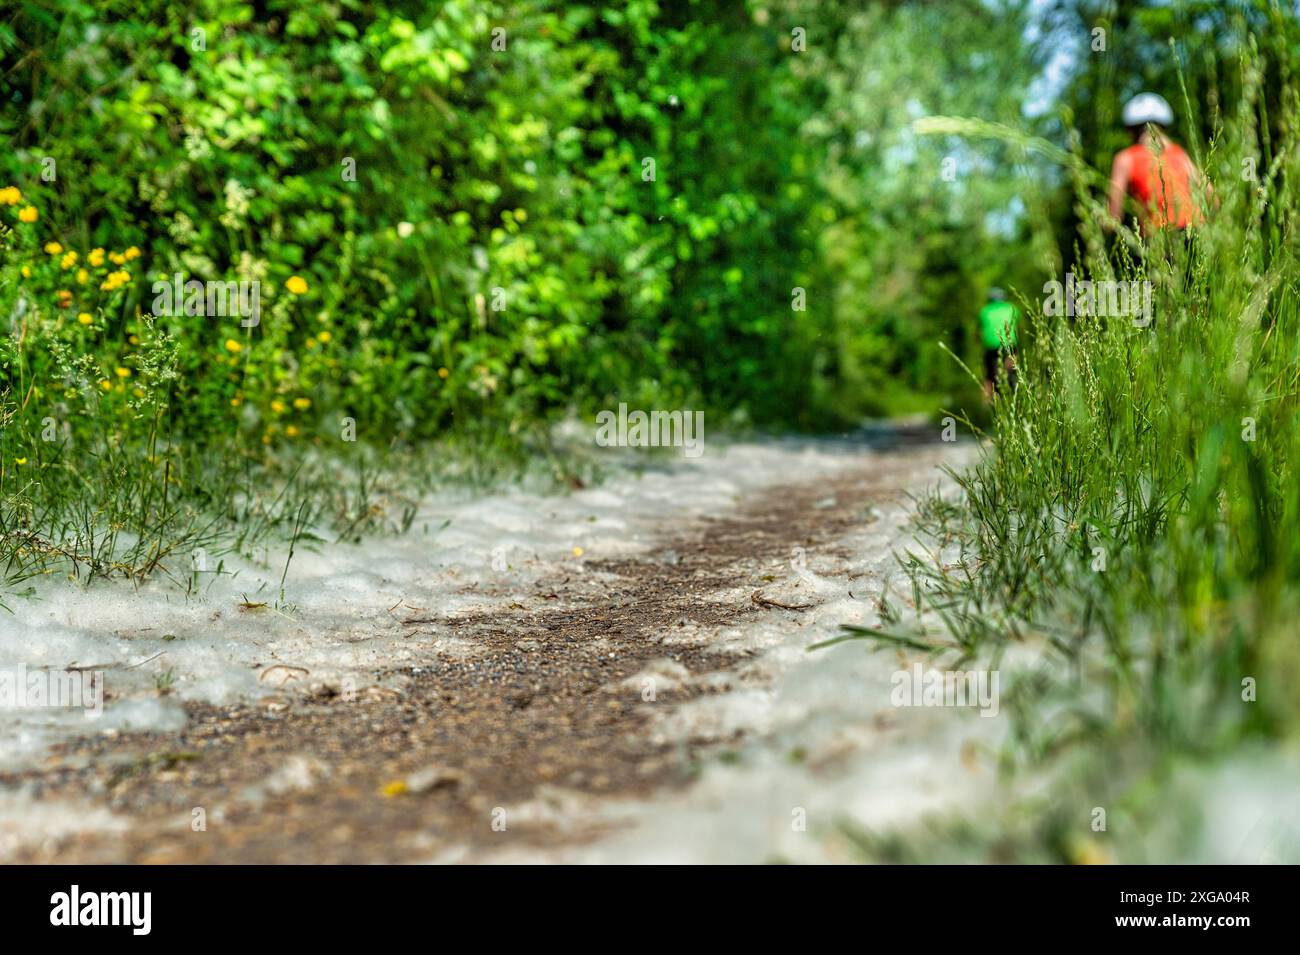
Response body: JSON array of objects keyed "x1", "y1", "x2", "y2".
[
  {"x1": 99, "y1": 270, "x2": 130, "y2": 291},
  {"x1": 114, "y1": 366, "x2": 131, "y2": 378},
  {"x1": 20, "y1": 265, "x2": 31, "y2": 278},
  {"x1": 99, "y1": 379, "x2": 112, "y2": 391},
  {"x1": 224, "y1": 338, "x2": 242, "y2": 354},
  {"x1": 285, "y1": 425, "x2": 300, "y2": 437},
  {"x1": 285, "y1": 275, "x2": 308, "y2": 294},
  {"x1": 438, "y1": 367, "x2": 450, "y2": 379},
  {"x1": 316, "y1": 331, "x2": 331, "y2": 343},
  {"x1": 270, "y1": 400, "x2": 286, "y2": 413},
  {"x1": 0, "y1": 186, "x2": 21, "y2": 205},
  {"x1": 45, "y1": 242, "x2": 63, "y2": 255},
  {"x1": 77, "y1": 312, "x2": 93, "y2": 325},
  {"x1": 292, "y1": 397, "x2": 311, "y2": 411},
  {"x1": 18, "y1": 206, "x2": 37, "y2": 222},
  {"x1": 88, "y1": 248, "x2": 105, "y2": 267},
  {"x1": 60, "y1": 251, "x2": 77, "y2": 269},
  {"x1": 15, "y1": 457, "x2": 27, "y2": 466},
  {"x1": 76, "y1": 268, "x2": 89, "y2": 284}
]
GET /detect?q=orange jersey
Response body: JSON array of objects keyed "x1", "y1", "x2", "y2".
[{"x1": 1120, "y1": 141, "x2": 1202, "y2": 230}]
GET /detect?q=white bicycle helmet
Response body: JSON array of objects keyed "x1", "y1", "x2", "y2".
[{"x1": 1122, "y1": 92, "x2": 1174, "y2": 128}]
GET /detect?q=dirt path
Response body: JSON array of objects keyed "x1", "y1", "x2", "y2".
[{"x1": 4, "y1": 438, "x2": 955, "y2": 863}]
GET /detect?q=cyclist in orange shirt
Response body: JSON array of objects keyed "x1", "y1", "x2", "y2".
[{"x1": 1107, "y1": 93, "x2": 1209, "y2": 235}]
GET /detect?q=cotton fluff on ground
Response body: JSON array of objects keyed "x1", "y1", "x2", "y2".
[
  {"x1": 0, "y1": 438, "x2": 882, "y2": 770},
  {"x1": 471, "y1": 443, "x2": 1016, "y2": 864}
]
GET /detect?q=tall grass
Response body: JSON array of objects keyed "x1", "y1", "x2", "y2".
[{"x1": 847, "y1": 23, "x2": 1300, "y2": 859}]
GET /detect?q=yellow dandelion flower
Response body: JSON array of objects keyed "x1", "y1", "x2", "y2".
[
  {"x1": 292, "y1": 397, "x2": 311, "y2": 411},
  {"x1": 270, "y1": 399, "x2": 286, "y2": 414},
  {"x1": 224, "y1": 338, "x2": 242, "y2": 354},
  {"x1": 88, "y1": 248, "x2": 105, "y2": 267},
  {"x1": 76, "y1": 268, "x2": 89, "y2": 285},
  {"x1": 317, "y1": 331, "x2": 332, "y2": 343},
  {"x1": 20, "y1": 265, "x2": 31, "y2": 278},
  {"x1": 305, "y1": 338, "x2": 316, "y2": 349},
  {"x1": 98, "y1": 270, "x2": 130, "y2": 291},
  {"x1": 128, "y1": 335, "x2": 140, "y2": 345},
  {"x1": 15, "y1": 457, "x2": 27, "y2": 466},
  {"x1": 18, "y1": 206, "x2": 37, "y2": 222},
  {"x1": 45, "y1": 242, "x2": 63, "y2": 255},
  {"x1": 230, "y1": 397, "x2": 242, "y2": 408},
  {"x1": 0, "y1": 187, "x2": 21, "y2": 205},
  {"x1": 98, "y1": 379, "x2": 112, "y2": 391},
  {"x1": 109, "y1": 251, "x2": 126, "y2": 265},
  {"x1": 60, "y1": 251, "x2": 77, "y2": 269},
  {"x1": 77, "y1": 312, "x2": 93, "y2": 325},
  {"x1": 285, "y1": 275, "x2": 308, "y2": 295},
  {"x1": 114, "y1": 366, "x2": 131, "y2": 378},
  {"x1": 438, "y1": 367, "x2": 450, "y2": 379},
  {"x1": 285, "y1": 425, "x2": 300, "y2": 437},
  {"x1": 124, "y1": 246, "x2": 140, "y2": 260}
]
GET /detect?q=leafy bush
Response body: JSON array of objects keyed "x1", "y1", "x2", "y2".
[{"x1": 0, "y1": 0, "x2": 831, "y2": 584}]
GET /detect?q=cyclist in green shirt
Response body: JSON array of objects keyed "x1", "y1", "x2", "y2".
[{"x1": 978, "y1": 288, "x2": 1019, "y2": 399}]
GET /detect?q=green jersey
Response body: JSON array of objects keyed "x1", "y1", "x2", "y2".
[{"x1": 979, "y1": 300, "x2": 1019, "y2": 350}]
